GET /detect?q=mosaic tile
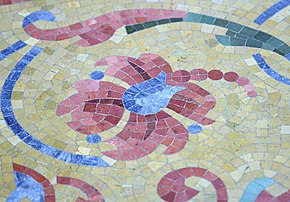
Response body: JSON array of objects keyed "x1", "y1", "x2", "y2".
[
  {"x1": 254, "y1": 0, "x2": 290, "y2": 25},
  {"x1": 0, "y1": 1, "x2": 289, "y2": 201},
  {"x1": 0, "y1": 40, "x2": 27, "y2": 61},
  {"x1": 253, "y1": 53, "x2": 290, "y2": 85},
  {"x1": 0, "y1": 0, "x2": 30, "y2": 5}
]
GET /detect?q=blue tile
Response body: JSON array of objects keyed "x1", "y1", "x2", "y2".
[
  {"x1": 240, "y1": 178, "x2": 275, "y2": 202},
  {"x1": 253, "y1": 53, "x2": 290, "y2": 85},
  {"x1": 22, "y1": 10, "x2": 56, "y2": 28},
  {"x1": 122, "y1": 71, "x2": 184, "y2": 115},
  {"x1": 7, "y1": 172, "x2": 44, "y2": 202},
  {"x1": 90, "y1": 70, "x2": 104, "y2": 80},
  {"x1": 0, "y1": 40, "x2": 27, "y2": 61},
  {"x1": 86, "y1": 134, "x2": 102, "y2": 144},
  {"x1": 188, "y1": 124, "x2": 202, "y2": 134},
  {"x1": 254, "y1": 0, "x2": 290, "y2": 25}
]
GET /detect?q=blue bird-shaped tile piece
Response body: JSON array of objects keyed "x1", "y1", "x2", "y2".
[{"x1": 122, "y1": 71, "x2": 185, "y2": 115}]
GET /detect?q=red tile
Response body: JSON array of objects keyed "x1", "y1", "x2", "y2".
[
  {"x1": 256, "y1": 191, "x2": 273, "y2": 202},
  {"x1": 69, "y1": 22, "x2": 83, "y2": 31},
  {"x1": 176, "y1": 192, "x2": 190, "y2": 202},
  {"x1": 208, "y1": 70, "x2": 223, "y2": 80},
  {"x1": 212, "y1": 178, "x2": 226, "y2": 190},
  {"x1": 57, "y1": 176, "x2": 71, "y2": 184},
  {"x1": 172, "y1": 70, "x2": 190, "y2": 82},
  {"x1": 224, "y1": 72, "x2": 239, "y2": 82},
  {"x1": 185, "y1": 188, "x2": 200, "y2": 200},
  {"x1": 177, "y1": 168, "x2": 194, "y2": 178},
  {"x1": 190, "y1": 69, "x2": 208, "y2": 81},
  {"x1": 161, "y1": 191, "x2": 176, "y2": 202},
  {"x1": 216, "y1": 188, "x2": 228, "y2": 201},
  {"x1": 192, "y1": 167, "x2": 207, "y2": 177},
  {"x1": 236, "y1": 77, "x2": 249, "y2": 86}
]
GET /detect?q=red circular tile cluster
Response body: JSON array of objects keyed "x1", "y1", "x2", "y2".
[
  {"x1": 172, "y1": 70, "x2": 191, "y2": 82},
  {"x1": 190, "y1": 69, "x2": 208, "y2": 81},
  {"x1": 208, "y1": 70, "x2": 223, "y2": 80},
  {"x1": 224, "y1": 72, "x2": 239, "y2": 82}
]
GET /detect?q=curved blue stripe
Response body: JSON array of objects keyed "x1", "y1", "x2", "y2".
[
  {"x1": 23, "y1": 10, "x2": 56, "y2": 28},
  {"x1": 254, "y1": 0, "x2": 290, "y2": 25},
  {"x1": 0, "y1": 46, "x2": 109, "y2": 167},
  {"x1": 253, "y1": 53, "x2": 290, "y2": 85},
  {"x1": 0, "y1": 40, "x2": 27, "y2": 61},
  {"x1": 240, "y1": 178, "x2": 275, "y2": 202}
]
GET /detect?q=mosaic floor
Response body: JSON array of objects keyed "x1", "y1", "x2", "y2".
[{"x1": 0, "y1": 0, "x2": 289, "y2": 201}]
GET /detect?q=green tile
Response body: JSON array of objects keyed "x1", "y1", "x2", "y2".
[
  {"x1": 133, "y1": 24, "x2": 145, "y2": 31},
  {"x1": 170, "y1": 18, "x2": 183, "y2": 22},
  {"x1": 142, "y1": 21, "x2": 158, "y2": 28},
  {"x1": 226, "y1": 22, "x2": 243, "y2": 32},
  {"x1": 266, "y1": 37, "x2": 283, "y2": 47},
  {"x1": 253, "y1": 31, "x2": 272, "y2": 42},
  {"x1": 200, "y1": 15, "x2": 215, "y2": 24},
  {"x1": 157, "y1": 19, "x2": 171, "y2": 25},
  {"x1": 126, "y1": 25, "x2": 137, "y2": 34},
  {"x1": 235, "y1": 33, "x2": 248, "y2": 39},
  {"x1": 273, "y1": 48, "x2": 286, "y2": 56},
  {"x1": 183, "y1": 13, "x2": 202, "y2": 22},
  {"x1": 214, "y1": 18, "x2": 229, "y2": 27},
  {"x1": 226, "y1": 30, "x2": 237, "y2": 37},
  {"x1": 215, "y1": 35, "x2": 230, "y2": 46},
  {"x1": 262, "y1": 43, "x2": 275, "y2": 51},
  {"x1": 239, "y1": 27, "x2": 258, "y2": 37},
  {"x1": 277, "y1": 43, "x2": 290, "y2": 54},
  {"x1": 230, "y1": 37, "x2": 246, "y2": 46},
  {"x1": 246, "y1": 38, "x2": 262, "y2": 48}
]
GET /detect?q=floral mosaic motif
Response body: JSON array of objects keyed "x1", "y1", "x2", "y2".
[
  {"x1": 157, "y1": 167, "x2": 228, "y2": 202},
  {"x1": 57, "y1": 53, "x2": 256, "y2": 160}
]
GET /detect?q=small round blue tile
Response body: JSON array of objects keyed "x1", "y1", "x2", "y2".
[
  {"x1": 90, "y1": 71, "x2": 104, "y2": 80},
  {"x1": 188, "y1": 124, "x2": 202, "y2": 134},
  {"x1": 86, "y1": 134, "x2": 102, "y2": 144}
]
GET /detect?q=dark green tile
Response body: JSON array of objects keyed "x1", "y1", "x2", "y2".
[
  {"x1": 170, "y1": 18, "x2": 183, "y2": 22},
  {"x1": 277, "y1": 43, "x2": 290, "y2": 54},
  {"x1": 273, "y1": 48, "x2": 286, "y2": 56},
  {"x1": 226, "y1": 30, "x2": 237, "y2": 37},
  {"x1": 253, "y1": 31, "x2": 272, "y2": 42},
  {"x1": 125, "y1": 26, "x2": 136, "y2": 34},
  {"x1": 226, "y1": 22, "x2": 243, "y2": 32},
  {"x1": 200, "y1": 15, "x2": 215, "y2": 24},
  {"x1": 214, "y1": 18, "x2": 229, "y2": 27},
  {"x1": 262, "y1": 43, "x2": 275, "y2": 51},
  {"x1": 142, "y1": 21, "x2": 158, "y2": 28},
  {"x1": 266, "y1": 37, "x2": 283, "y2": 47},
  {"x1": 133, "y1": 24, "x2": 145, "y2": 31},
  {"x1": 183, "y1": 13, "x2": 202, "y2": 22},
  {"x1": 157, "y1": 19, "x2": 171, "y2": 25},
  {"x1": 246, "y1": 38, "x2": 262, "y2": 48},
  {"x1": 239, "y1": 27, "x2": 258, "y2": 37},
  {"x1": 230, "y1": 37, "x2": 246, "y2": 46},
  {"x1": 215, "y1": 35, "x2": 230, "y2": 46},
  {"x1": 235, "y1": 33, "x2": 248, "y2": 39}
]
